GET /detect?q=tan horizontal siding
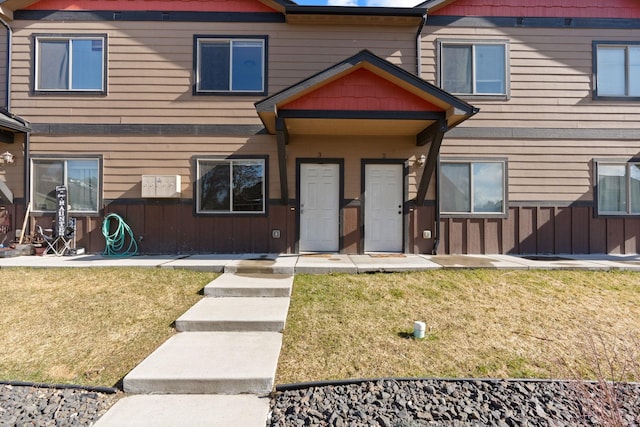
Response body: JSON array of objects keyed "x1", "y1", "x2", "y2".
[
  {"x1": 30, "y1": 134, "x2": 279, "y2": 200},
  {"x1": 421, "y1": 25, "x2": 640, "y2": 129},
  {"x1": 10, "y1": 20, "x2": 416, "y2": 126},
  {"x1": 441, "y1": 137, "x2": 640, "y2": 202}
]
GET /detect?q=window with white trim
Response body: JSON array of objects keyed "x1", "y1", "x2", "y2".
[
  {"x1": 196, "y1": 158, "x2": 266, "y2": 213},
  {"x1": 440, "y1": 160, "x2": 506, "y2": 215},
  {"x1": 31, "y1": 158, "x2": 101, "y2": 213},
  {"x1": 195, "y1": 37, "x2": 266, "y2": 94},
  {"x1": 35, "y1": 35, "x2": 106, "y2": 92},
  {"x1": 596, "y1": 161, "x2": 640, "y2": 215},
  {"x1": 594, "y1": 42, "x2": 640, "y2": 99},
  {"x1": 439, "y1": 40, "x2": 508, "y2": 96}
]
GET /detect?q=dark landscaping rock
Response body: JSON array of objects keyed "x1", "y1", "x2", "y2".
[
  {"x1": 0, "y1": 384, "x2": 119, "y2": 426},
  {"x1": 268, "y1": 379, "x2": 640, "y2": 427}
]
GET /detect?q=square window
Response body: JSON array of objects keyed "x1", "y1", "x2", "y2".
[
  {"x1": 441, "y1": 160, "x2": 506, "y2": 215},
  {"x1": 440, "y1": 41, "x2": 508, "y2": 96},
  {"x1": 197, "y1": 158, "x2": 266, "y2": 213},
  {"x1": 594, "y1": 42, "x2": 640, "y2": 99},
  {"x1": 597, "y1": 161, "x2": 640, "y2": 215},
  {"x1": 35, "y1": 36, "x2": 106, "y2": 92},
  {"x1": 195, "y1": 37, "x2": 266, "y2": 94},
  {"x1": 32, "y1": 158, "x2": 101, "y2": 213}
]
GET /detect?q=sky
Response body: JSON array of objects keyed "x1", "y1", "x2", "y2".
[{"x1": 294, "y1": 0, "x2": 422, "y2": 6}]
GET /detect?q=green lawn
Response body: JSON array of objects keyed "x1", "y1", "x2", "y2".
[
  {"x1": 277, "y1": 270, "x2": 640, "y2": 384},
  {"x1": 0, "y1": 268, "x2": 217, "y2": 386},
  {"x1": 1, "y1": 268, "x2": 638, "y2": 388}
]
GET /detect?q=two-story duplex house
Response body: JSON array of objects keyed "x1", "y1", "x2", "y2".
[{"x1": 0, "y1": 0, "x2": 637, "y2": 255}]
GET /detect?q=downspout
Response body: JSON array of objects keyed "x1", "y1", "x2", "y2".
[
  {"x1": 24, "y1": 132, "x2": 30, "y2": 209},
  {"x1": 432, "y1": 155, "x2": 440, "y2": 255},
  {"x1": 415, "y1": 12, "x2": 426, "y2": 76},
  {"x1": 0, "y1": 16, "x2": 11, "y2": 110}
]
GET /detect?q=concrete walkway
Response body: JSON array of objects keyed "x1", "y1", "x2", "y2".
[
  {"x1": 5, "y1": 252, "x2": 640, "y2": 426},
  {"x1": 95, "y1": 268, "x2": 293, "y2": 427},
  {"x1": 2, "y1": 252, "x2": 640, "y2": 271}
]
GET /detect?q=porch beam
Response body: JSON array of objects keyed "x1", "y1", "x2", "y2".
[
  {"x1": 416, "y1": 118, "x2": 447, "y2": 147},
  {"x1": 276, "y1": 117, "x2": 289, "y2": 205},
  {"x1": 416, "y1": 119, "x2": 446, "y2": 204}
]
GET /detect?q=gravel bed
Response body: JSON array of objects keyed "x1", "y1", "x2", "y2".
[
  {"x1": 268, "y1": 378, "x2": 640, "y2": 427},
  {"x1": 2, "y1": 378, "x2": 639, "y2": 426},
  {"x1": 0, "y1": 383, "x2": 120, "y2": 426}
]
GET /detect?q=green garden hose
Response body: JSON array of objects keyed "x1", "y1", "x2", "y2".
[{"x1": 102, "y1": 213, "x2": 139, "y2": 257}]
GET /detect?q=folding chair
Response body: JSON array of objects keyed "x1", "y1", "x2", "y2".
[{"x1": 36, "y1": 218, "x2": 76, "y2": 256}]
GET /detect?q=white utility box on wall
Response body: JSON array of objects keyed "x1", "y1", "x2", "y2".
[{"x1": 141, "y1": 175, "x2": 181, "y2": 198}]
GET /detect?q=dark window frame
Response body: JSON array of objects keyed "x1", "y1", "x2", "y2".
[
  {"x1": 592, "y1": 40, "x2": 640, "y2": 101},
  {"x1": 194, "y1": 155, "x2": 268, "y2": 215},
  {"x1": 30, "y1": 155, "x2": 103, "y2": 215},
  {"x1": 437, "y1": 38, "x2": 510, "y2": 100},
  {"x1": 193, "y1": 35, "x2": 268, "y2": 96},
  {"x1": 594, "y1": 158, "x2": 640, "y2": 217},
  {"x1": 33, "y1": 33, "x2": 108, "y2": 95},
  {"x1": 439, "y1": 157, "x2": 508, "y2": 218}
]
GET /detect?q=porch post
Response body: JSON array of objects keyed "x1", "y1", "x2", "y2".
[
  {"x1": 416, "y1": 119, "x2": 447, "y2": 204},
  {"x1": 276, "y1": 117, "x2": 289, "y2": 205}
]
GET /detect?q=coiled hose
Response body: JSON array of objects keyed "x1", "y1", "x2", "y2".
[{"x1": 102, "y1": 213, "x2": 139, "y2": 257}]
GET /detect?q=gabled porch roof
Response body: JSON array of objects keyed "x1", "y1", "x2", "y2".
[
  {"x1": 255, "y1": 49, "x2": 477, "y2": 143},
  {"x1": 255, "y1": 50, "x2": 478, "y2": 205}
]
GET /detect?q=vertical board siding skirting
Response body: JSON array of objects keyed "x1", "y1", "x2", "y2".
[
  {"x1": 440, "y1": 206, "x2": 640, "y2": 255},
  {"x1": 13, "y1": 202, "x2": 640, "y2": 255}
]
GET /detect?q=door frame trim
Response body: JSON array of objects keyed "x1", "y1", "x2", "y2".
[
  {"x1": 295, "y1": 158, "x2": 345, "y2": 253},
  {"x1": 361, "y1": 159, "x2": 409, "y2": 254}
]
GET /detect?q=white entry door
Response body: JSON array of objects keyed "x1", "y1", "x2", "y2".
[
  {"x1": 364, "y1": 163, "x2": 404, "y2": 253},
  {"x1": 299, "y1": 163, "x2": 340, "y2": 252}
]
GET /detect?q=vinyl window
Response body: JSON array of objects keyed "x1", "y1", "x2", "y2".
[
  {"x1": 594, "y1": 42, "x2": 640, "y2": 99},
  {"x1": 439, "y1": 41, "x2": 508, "y2": 97},
  {"x1": 596, "y1": 161, "x2": 640, "y2": 215},
  {"x1": 31, "y1": 158, "x2": 101, "y2": 214},
  {"x1": 441, "y1": 160, "x2": 506, "y2": 215},
  {"x1": 35, "y1": 35, "x2": 106, "y2": 93},
  {"x1": 196, "y1": 158, "x2": 266, "y2": 214},
  {"x1": 195, "y1": 37, "x2": 266, "y2": 94}
]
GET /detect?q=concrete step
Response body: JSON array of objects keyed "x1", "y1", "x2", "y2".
[
  {"x1": 223, "y1": 256, "x2": 296, "y2": 275},
  {"x1": 204, "y1": 273, "x2": 293, "y2": 298},
  {"x1": 175, "y1": 297, "x2": 290, "y2": 332},
  {"x1": 123, "y1": 331, "x2": 282, "y2": 395},
  {"x1": 94, "y1": 394, "x2": 270, "y2": 427}
]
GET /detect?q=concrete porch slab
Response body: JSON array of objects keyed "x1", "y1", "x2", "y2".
[
  {"x1": 160, "y1": 254, "x2": 247, "y2": 272},
  {"x1": 428, "y1": 255, "x2": 529, "y2": 269},
  {"x1": 490, "y1": 255, "x2": 610, "y2": 270},
  {"x1": 562, "y1": 254, "x2": 640, "y2": 271},
  {"x1": 123, "y1": 331, "x2": 282, "y2": 395},
  {"x1": 0, "y1": 254, "x2": 181, "y2": 268},
  {"x1": 175, "y1": 297, "x2": 290, "y2": 332},
  {"x1": 350, "y1": 254, "x2": 442, "y2": 273},
  {"x1": 295, "y1": 254, "x2": 357, "y2": 274},
  {"x1": 224, "y1": 254, "x2": 297, "y2": 275},
  {"x1": 94, "y1": 394, "x2": 270, "y2": 427},
  {"x1": 204, "y1": 273, "x2": 293, "y2": 297}
]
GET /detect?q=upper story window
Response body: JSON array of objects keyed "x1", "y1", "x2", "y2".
[
  {"x1": 593, "y1": 42, "x2": 640, "y2": 99},
  {"x1": 440, "y1": 159, "x2": 507, "y2": 216},
  {"x1": 194, "y1": 36, "x2": 266, "y2": 95},
  {"x1": 31, "y1": 157, "x2": 101, "y2": 214},
  {"x1": 596, "y1": 160, "x2": 640, "y2": 215},
  {"x1": 196, "y1": 157, "x2": 266, "y2": 214},
  {"x1": 438, "y1": 40, "x2": 509, "y2": 98},
  {"x1": 34, "y1": 35, "x2": 106, "y2": 93}
]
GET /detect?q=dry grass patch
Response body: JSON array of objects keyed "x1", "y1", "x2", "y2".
[
  {"x1": 277, "y1": 270, "x2": 640, "y2": 384},
  {"x1": 0, "y1": 268, "x2": 217, "y2": 387}
]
